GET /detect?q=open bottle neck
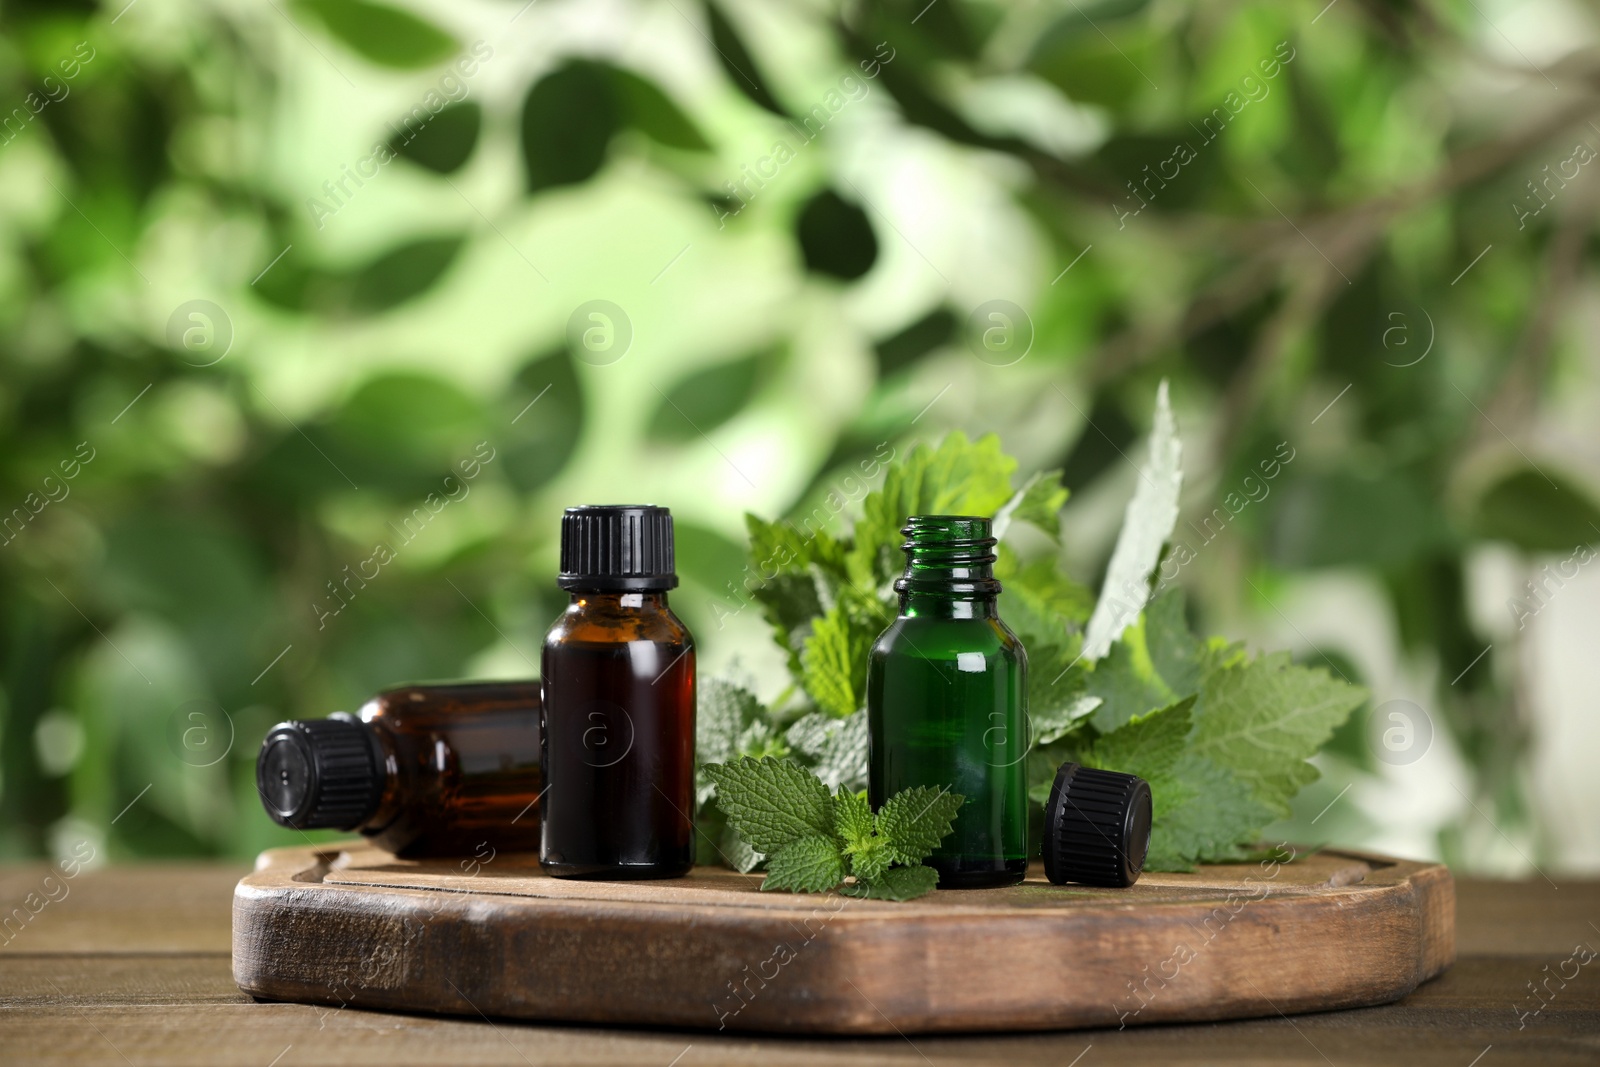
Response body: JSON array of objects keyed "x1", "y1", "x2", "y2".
[{"x1": 894, "y1": 515, "x2": 1001, "y2": 617}]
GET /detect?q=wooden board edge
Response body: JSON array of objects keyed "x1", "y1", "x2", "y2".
[
  {"x1": 835, "y1": 864, "x2": 1455, "y2": 1033},
  {"x1": 1410, "y1": 859, "x2": 1457, "y2": 980},
  {"x1": 232, "y1": 846, "x2": 1456, "y2": 1035}
]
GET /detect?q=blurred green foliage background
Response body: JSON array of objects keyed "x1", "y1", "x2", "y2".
[{"x1": 2, "y1": 0, "x2": 1598, "y2": 874}]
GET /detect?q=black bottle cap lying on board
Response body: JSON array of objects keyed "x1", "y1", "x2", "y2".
[{"x1": 1042, "y1": 762, "x2": 1153, "y2": 887}]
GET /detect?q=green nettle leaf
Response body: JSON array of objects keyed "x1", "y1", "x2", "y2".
[
  {"x1": 875, "y1": 785, "x2": 963, "y2": 866},
  {"x1": 1026, "y1": 638, "x2": 1097, "y2": 745},
  {"x1": 746, "y1": 512, "x2": 848, "y2": 576},
  {"x1": 846, "y1": 836, "x2": 893, "y2": 882},
  {"x1": 785, "y1": 710, "x2": 869, "y2": 791},
  {"x1": 993, "y1": 469, "x2": 1070, "y2": 542},
  {"x1": 801, "y1": 603, "x2": 871, "y2": 717},
  {"x1": 848, "y1": 432, "x2": 1018, "y2": 588},
  {"x1": 1143, "y1": 754, "x2": 1276, "y2": 871},
  {"x1": 841, "y1": 864, "x2": 940, "y2": 900},
  {"x1": 1035, "y1": 695, "x2": 1100, "y2": 747},
  {"x1": 1063, "y1": 583, "x2": 1364, "y2": 870},
  {"x1": 701, "y1": 801, "x2": 765, "y2": 873},
  {"x1": 833, "y1": 787, "x2": 873, "y2": 848},
  {"x1": 704, "y1": 757, "x2": 834, "y2": 853},
  {"x1": 708, "y1": 757, "x2": 959, "y2": 900},
  {"x1": 1141, "y1": 590, "x2": 1208, "y2": 697},
  {"x1": 898, "y1": 431, "x2": 1018, "y2": 517},
  {"x1": 1085, "y1": 620, "x2": 1180, "y2": 734},
  {"x1": 737, "y1": 720, "x2": 788, "y2": 761},
  {"x1": 725, "y1": 828, "x2": 765, "y2": 873},
  {"x1": 763, "y1": 835, "x2": 845, "y2": 892},
  {"x1": 1190, "y1": 652, "x2": 1368, "y2": 818},
  {"x1": 1084, "y1": 698, "x2": 1193, "y2": 782},
  {"x1": 997, "y1": 549, "x2": 1094, "y2": 646},
  {"x1": 292, "y1": 0, "x2": 458, "y2": 69},
  {"x1": 744, "y1": 513, "x2": 851, "y2": 673},
  {"x1": 1027, "y1": 746, "x2": 1066, "y2": 805},
  {"x1": 1083, "y1": 379, "x2": 1183, "y2": 660},
  {"x1": 698, "y1": 677, "x2": 764, "y2": 766},
  {"x1": 749, "y1": 573, "x2": 824, "y2": 674},
  {"x1": 697, "y1": 678, "x2": 766, "y2": 802}
]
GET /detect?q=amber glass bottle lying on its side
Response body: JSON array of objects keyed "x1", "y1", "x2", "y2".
[{"x1": 256, "y1": 680, "x2": 543, "y2": 857}]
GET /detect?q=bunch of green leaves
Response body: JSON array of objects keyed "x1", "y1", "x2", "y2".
[
  {"x1": 743, "y1": 430, "x2": 1078, "y2": 718},
  {"x1": 1044, "y1": 589, "x2": 1365, "y2": 869},
  {"x1": 704, "y1": 757, "x2": 963, "y2": 900},
  {"x1": 704, "y1": 388, "x2": 1366, "y2": 871},
  {"x1": 693, "y1": 432, "x2": 1077, "y2": 867}
]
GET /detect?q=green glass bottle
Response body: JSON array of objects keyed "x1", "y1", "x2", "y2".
[{"x1": 867, "y1": 515, "x2": 1029, "y2": 889}]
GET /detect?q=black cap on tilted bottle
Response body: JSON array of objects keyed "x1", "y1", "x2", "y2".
[
  {"x1": 1042, "y1": 762, "x2": 1153, "y2": 887},
  {"x1": 557, "y1": 504, "x2": 678, "y2": 592},
  {"x1": 256, "y1": 716, "x2": 385, "y2": 831}
]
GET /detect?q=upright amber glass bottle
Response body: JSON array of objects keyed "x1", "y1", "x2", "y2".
[
  {"x1": 540, "y1": 505, "x2": 696, "y2": 879},
  {"x1": 868, "y1": 515, "x2": 1029, "y2": 888},
  {"x1": 256, "y1": 680, "x2": 543, "y2": 857}
]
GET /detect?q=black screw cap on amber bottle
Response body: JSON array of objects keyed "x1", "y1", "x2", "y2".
[
  {"x1": 557, "y1": 505, "x2": 678, "y2": 592},
  {"x1": 256, "y1": 716, "x2": 384, "y2": 830},
  {"x1": 1042, "y1": 762, "x2": 1153, "y2": 887}
]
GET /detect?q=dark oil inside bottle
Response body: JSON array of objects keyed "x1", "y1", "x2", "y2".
[
  {"x1": 362, "y1": 681, "x2": 544, "y2": 857},
  {"x1": 540, "y1": 638, "x2": 696, "y2": 878}
]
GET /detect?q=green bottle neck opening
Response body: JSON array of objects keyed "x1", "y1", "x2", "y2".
[{"x1": 894, "y1": 515, "x2": 1001, "y2": 610}]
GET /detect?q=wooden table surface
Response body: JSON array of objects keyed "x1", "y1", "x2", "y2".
[{"x1": 1, "y1": 862, "x2": 1596, "y2": 1065}]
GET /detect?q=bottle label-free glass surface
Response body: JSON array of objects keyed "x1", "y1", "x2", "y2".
[{"x1": 868, "y1": 614, "x2": 1028, "y2": 881}]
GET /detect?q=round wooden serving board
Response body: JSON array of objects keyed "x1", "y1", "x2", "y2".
[{"x1": 233, "y1": 842, "x2": 1453, "y2": 1035}]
